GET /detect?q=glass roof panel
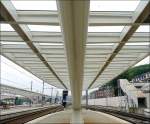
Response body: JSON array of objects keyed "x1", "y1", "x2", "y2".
[
  {"x1": 28, "y1": 25, "x2": 61, "y2": 32},
  {"x1": 88, "y1": 26, "x2": 124, "y2": 32},
  {"x1": 0, "y1": 24, "x2": 14, "y2": 31},
  {"x1": 90, "y1": 0, "x2": 140, "y2": 11},
  {"x1": 86, "y1": 43, "x2": 114, "y2": 46},
  {"x1": 126, "y1": 42, "x2": 149, "y2": 46},
  {"x1": 136, "y1": 25, "x2": 150, "y2": 32},
  {"x1": 39, "y1": 43, "x2": 63, "y2": 46},
  {"x1": 1, "y1": 41, "x2": 26, "y2": 45},
  {"x1": 11, "y1": 0, "x2": 57, "y2": 10}
]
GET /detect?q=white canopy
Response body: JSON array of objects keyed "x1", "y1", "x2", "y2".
[{"x1": 1, "y1": 0, "x2": 149, "y2": 109}]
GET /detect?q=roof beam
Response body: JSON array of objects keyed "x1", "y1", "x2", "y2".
[
  {"x1": 1, "y1": 31, "x2": 149, "y2": 43},
  {"x1": 144, "y1": 13, "x2": 150, "y2": 23},
  {"x1": 2, "y1": 31, "x2": 149, "y2": 37},
  {"x1": 89, "y1": 11, "x2": 132, "y2": 26},
  {"x1": 57, "y1": 0, "x2": 89, "y2": 110},
  {"x1": 88, "y1": 1, "x2": 150, "y2": 89},
  {"x1": 0, "y1": 1, "x2": 67, "y2": 89},
  {"x1": 0, "y1": 10, "x2": 138, "y2": 26}
]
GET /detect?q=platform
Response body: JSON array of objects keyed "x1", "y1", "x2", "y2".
[
  {"x1": 26, "y1": 109, "x2": 130, "y2": 124},
  {"x1": 0, "y1": 104, "x2": 56, "y2": 116}
]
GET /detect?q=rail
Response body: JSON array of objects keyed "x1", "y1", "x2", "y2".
[
  {"x1": 0, "y1": 105, "x2": 64, "y2": 124},
  {"x1": 86, "y1": 105, "x2": 150, "y2": 124}
]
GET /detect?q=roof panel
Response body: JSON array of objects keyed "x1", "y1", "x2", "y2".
[
  {"x1": 136, "y1": 25, "x2": 150, "y2": 32},
  {"x1": 90, "y1": 0, "x2": 140, "y2": 11},
  {"x1": 28, "y1": 25, "x2": 61, "y2": 32},
  {"x1": 0, "y1": 24, "x2": 15, "y2": 31},
  {"x1": 88, "y1": 26, "x2": 124, "y2": 32},
  {"x1": 11, "y1": 0, "x2": 57, "y2": 10}
]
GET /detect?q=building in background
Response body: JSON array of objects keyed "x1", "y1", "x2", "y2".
[
  {"x1": 89, "y1": 85, "x2": 115, "y2": 99},
  {"x1": 131, "y1": 72, "x2": 150, "y2": 83}
]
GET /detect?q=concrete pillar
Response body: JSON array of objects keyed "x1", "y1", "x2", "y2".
[
  {"x1": 71, "y1": 110, "x2": 84, "y2": 124},
  {"x1": 51, "y1": 88, "x2": 53, "y2": 103},
  {"x1": 42, "y1": 81, "x2": 44, "y2": 106},
  {"x1": 86, "y1": 90, "x2": 88, "y2": 109}
]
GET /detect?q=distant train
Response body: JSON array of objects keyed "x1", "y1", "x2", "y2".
[
  {"x1": 0, "y1": 97, "x2": 31, "y2": 109},
  {"x1": 0, "y1": 100, "x2": 14, "y2": 109}
]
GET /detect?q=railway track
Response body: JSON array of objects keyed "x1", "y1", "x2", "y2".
[
  {"x1": 0, "y1": 105, "x2": 64, "y2": 124},
  {"x1": 87, "y1": 105, "x2": 150, "y2": 124}
]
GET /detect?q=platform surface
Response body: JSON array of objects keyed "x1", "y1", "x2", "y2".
[
  {"x1": 26, "y1": 109, "x2": 130, "y2": 124},
  {"x1": 0, "y1": 104, "x2": 56, "y2": 115}
]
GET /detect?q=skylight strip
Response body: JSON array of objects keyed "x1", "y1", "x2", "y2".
[
  {"x1": 136, "y1": 25, "x2": 150, "y2": 32},
  {"x1": 28, "y1": 25, "x2": 61, "y2": 32},
  {"x1": 86, "y1": 43, "x2": 114, "y2": 46},
  {"x1": 126, "y1": 42, "x2": 149, "y2": 46},
  {"x1": 11, "y1": 0, "x2": 57, "y2": 10},
  {"x1": 1, "y1": 41, "x2": 26, "y2": 45},
  {"x1": 39, "y1": 43, "x2": 63, "y2": 46},
  {"x1": 0, "y1": 24, "x2": 15, "y2": 31},
  {"x1": 90, "y1": 0, "x2": 140, "y2": 11},
  {"x1": 88, "y1": 26, "x2": 124, "y2": 32}
]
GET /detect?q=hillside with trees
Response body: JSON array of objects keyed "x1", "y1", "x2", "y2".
[{"x1": 104, "y1": 64, "x2": 150, "y2": 95}]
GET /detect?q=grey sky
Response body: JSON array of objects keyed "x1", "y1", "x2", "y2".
[{"x1": 1, "y1": 55, "x2": 63, "y2": 97}]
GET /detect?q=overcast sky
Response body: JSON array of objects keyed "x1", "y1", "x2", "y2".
[{"x1": 1, "y1": 55, "x2": 64, "y2": 97}]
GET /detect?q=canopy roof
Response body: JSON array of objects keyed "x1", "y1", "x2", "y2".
[{"x1": 0, "y1": 0, "x2": 149, "y2": 109}]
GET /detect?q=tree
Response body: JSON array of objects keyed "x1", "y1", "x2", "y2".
[{"x1": 103, "y1": 64, "x2": 150, "y2": 96}]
